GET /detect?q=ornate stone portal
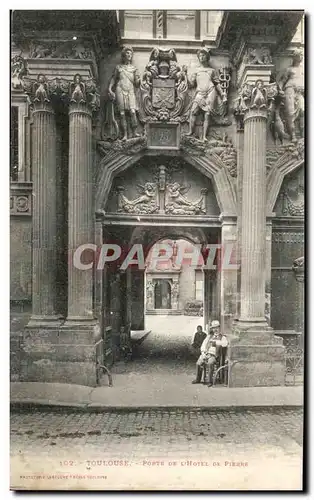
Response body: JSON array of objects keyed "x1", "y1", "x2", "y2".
[{"x1": 146, "y1": 273, "x2": 180, "y2": 314}]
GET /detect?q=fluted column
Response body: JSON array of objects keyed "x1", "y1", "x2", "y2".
[
  {"x1": 239, "y1": 107, "x2": 268, "y2": 324},
  {"x1": 66, "y1": 101, "x2": 94, "y2": 322},
  {"x1": 28, "y1": 100, "x2": 60, "y2": 325}
]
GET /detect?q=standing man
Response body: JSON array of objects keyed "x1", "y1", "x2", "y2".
[
  {"x1": 191, "y1": 324, "x2": 209, "y2": 384},
  {"x1": 203, "y1": 320, "x2": 228, "y2": 387}
]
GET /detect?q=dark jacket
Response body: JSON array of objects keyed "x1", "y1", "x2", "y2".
[{"x1": 192, "y1": 331, "x2": 207, "y2": 350}]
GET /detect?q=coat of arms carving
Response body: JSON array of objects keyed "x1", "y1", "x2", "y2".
[{"x1": 139, "y1": 48, "x2": 190, "y2": 123}]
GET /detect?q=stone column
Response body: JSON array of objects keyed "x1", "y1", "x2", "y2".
[
  {"x1": 66, "y1": 100, "x2": 94, "y2": 323},
  {"x1": 234, "y1": 114, "x2": 244, "y2": 318},
  {"x1": 229, "y1": 77, "x2": 285, "y2": 387},
  {"x1": 28, "y1": 95, "x2": 60, "y2": 326},
  {"x1": 220, "y1": 215, "x2": 238, "y2": 334},
  {"x1": 238, "y1": 106, "x2": 268, "y2": 325}
]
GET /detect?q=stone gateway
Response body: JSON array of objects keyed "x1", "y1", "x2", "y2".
[{"x1": 10, "y1": 10, "x2": 304, "y2": 388}]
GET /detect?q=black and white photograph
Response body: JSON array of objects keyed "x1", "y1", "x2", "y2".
[{"x1": 9, "y1": 8, "x2": 304, "y2": 491}]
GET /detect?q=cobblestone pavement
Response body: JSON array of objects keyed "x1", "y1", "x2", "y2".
[{"x1": 11, "y1": 408, "x2": 303, "y2": 490}]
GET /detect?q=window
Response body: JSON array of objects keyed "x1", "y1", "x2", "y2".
[
  {"x1": 167, "y1": 11, "x2": 196, "y2": 39},
  {"x1": 203, "y1": 11, "x2": 223, "y2": 38},
  {"x1": 10, "y1": 106, "x2": 18, "y2": 181},
  {"x1": 124, "y1": 10, "x2": 153, "y2": 40}
]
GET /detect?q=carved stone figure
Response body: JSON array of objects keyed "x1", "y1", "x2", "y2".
[
  {"x1": 108, "y1": 45, "x2": 140, "y2": 141},
  {"x1": 187, "y1": 49, "x2": 228, "y2": 142},
  {"x1": 69, "y1": 74, "x2": 99, "y2": 111},
  {"x1": 251, "y1": 79, "x2": 267, "y2": 107},
  {"x1": 117, "y1": 183, "x2": 158, "y2": 214},
  {"x1": 140, "y1": 48, "x2": 189, "y2": 123},
  {"x1": 34, "y1": 74, "x2": 50, "y2": 103},
  {"x1": 11, "y1": 55, "x2": 27, "y2": 89},
  {"x1": 165, "y1": 183, "x2": 207, "y2": 215},
  {"x1": 70, "y1": 74, "x2": 85, "y2": 103},
  {"x1": 243, "y1": 46, "x2": 273, "y2": 65},
  {"x1": 277, "y1": 50, "x2": 304, "y2": 142}
]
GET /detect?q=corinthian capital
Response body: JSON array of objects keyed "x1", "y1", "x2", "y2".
[
  {"x1": 23, "y1": 74, "x2": 70, "y2": 109},
  {"x1": 235, "y1": 80, "x2": 278, "y2": 115},
  {"x1": 69, "y1": 74, "x2": 100, "y2": 112}
]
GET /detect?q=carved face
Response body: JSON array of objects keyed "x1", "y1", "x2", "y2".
[
  {"x1": 144, "y1": 183, "x2": 156, "y2": 194},
  {"x1": 256, "y1": 80, "x2": 263, "y2": 89},
  {"x1": 74, "y1": 74, "x2": 81, "y2": 83},
  {"x1": 38, "y1": 74, "x2": 45, "y2": 83},
  {"x1": 169, "y1": 183, "x2": 180, "y2": 194},
  {"x1": 125, "y1": 49, "x2": 133, "y2": 62},
  {"x1": 198, "y1": 51, "x2": 208, "y2": 65}
]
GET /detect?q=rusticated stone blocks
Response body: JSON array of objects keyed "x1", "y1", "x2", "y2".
[{"x1": 20, "y1": 323, "x2": 102, "y2": 387}]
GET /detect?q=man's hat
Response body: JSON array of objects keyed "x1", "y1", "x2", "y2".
[{"x1": 210, "y1": 320, "x2": 220, "y2": 329}]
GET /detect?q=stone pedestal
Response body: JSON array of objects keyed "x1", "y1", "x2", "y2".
[
  {"x1": 228, "y1": 330, "x2": 285, "y2": 387},
  {"x1": 27, "y1": 102, "x2": 61, "y2": 327}
]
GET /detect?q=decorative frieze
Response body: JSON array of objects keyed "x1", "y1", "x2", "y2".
[
  {"x1": 272, "y1": 232, "x2": 304, "y2": 244},
  {"x1": 29, "y1": 40, "x2": 95, "y2": 61}
]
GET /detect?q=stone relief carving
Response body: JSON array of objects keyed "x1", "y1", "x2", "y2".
[
  {"x1": 234, "y1": 79, "x2": 278, "y2": 112},
  {"x1": 106, "y1": 45, "x2": 141, "y2": 141},
  {"x1": 114, "y1": 163, "x2": 208, "y2": 216},
  {"x1": 186, "y1": 49, "x2": 231, "y2": 142},
  {"x1": 181, "y1": 131, "x2": 237, "y2": 177},
  {"x1": 139, "y1": 48, "x2": 189, "y2": 123},
  {"x1": 117, "y1": 183, "x2": 159, "y2": 214},
  {"x1": 275, "y1": 49, "x2": 304, "y2": 143},
  {"x1": 10, "y1": 194, "x2": 31, "y2": 215},
  {"x1": 266, "y1": 138, "x2": 304, "y2": 172},
  {"x1": 11, "y1": 55, "x2": 27, "y2": 89},
  {"x1": 97, "y1": 136, "x2": 147, "y2": 157},
  {"x1": 69, "y1": 74, "x2": 100, "y2": 110},
  {"x1": 243, "y1": 46, "x2": 273, "y2": 65},
  {"x1": 165, "y1": 183, "x2": 207, "y2": 215},
  {"x1": 279, "y1": 174, "x2": 304, "y2": 217},
  {"x1": 29, "y1": 41, "x2": 94, "y2": 60}
]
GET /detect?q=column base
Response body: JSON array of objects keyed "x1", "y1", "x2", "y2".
[
  {"x1": 20, "y1": 320, "x2": 102, "y2": 387},
  {"x1": 27, "y1": 315, "x2": 64, "y2": 328},
  {"x1": 228, "y1": 324, "x2": 285, "y2": 387}
]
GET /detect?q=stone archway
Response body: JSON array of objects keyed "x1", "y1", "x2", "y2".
[{"x1": 95, "y1": 149, "x2": 237, "y2": 216}]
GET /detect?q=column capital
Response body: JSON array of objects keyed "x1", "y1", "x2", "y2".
[
  {"x1": 22, "y1": 73, "x2": 100, "y2": 114},
  {"x1": 68, "y1": 74, "x2": 100, "y2": 115},
  {"x1": 234, "y1": 80, "x2": 278, "y2": 124}
]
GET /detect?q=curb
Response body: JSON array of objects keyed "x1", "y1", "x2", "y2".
[{"x1": 10, "y1": 401, "x2": 304, "y2": 413}]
